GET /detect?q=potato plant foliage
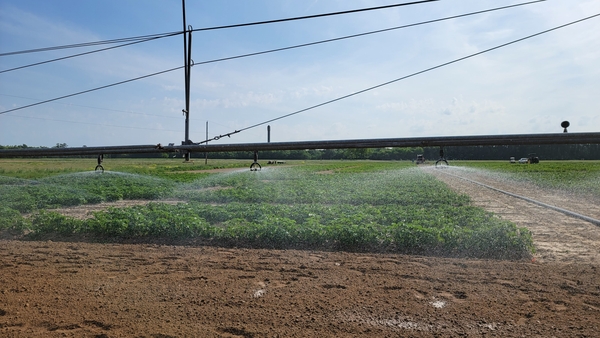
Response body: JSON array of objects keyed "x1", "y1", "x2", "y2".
[{"x1": 0, "y1": 160, "x2": 534, "y2": 259}]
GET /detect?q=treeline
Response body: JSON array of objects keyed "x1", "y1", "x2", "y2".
[
  {"x1": 0, "y1": 143, "x2": 64, "y2": 150},
  {"x1": 435, "y1": 144, "x2": 600, "y2": 161},
  {"x1": 201, "y1": 148, "x2": 424, "y2": 161},
  {"x1": 115, "y1": 144, "x2": 600, "y2": 161},
  {"x1": 1, "y1": 144, "x2": 599, "y2": 160},
  {"x1": 0, "y1": 144, "x2": 47, "y2": 149}
]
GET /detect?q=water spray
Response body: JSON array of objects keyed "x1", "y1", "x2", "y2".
[{"x1": 435, "y1": 147, "x2": 449, "y2": 167}]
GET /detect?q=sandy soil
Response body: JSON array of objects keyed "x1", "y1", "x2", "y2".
[
  {"x1": 426, "y1": 166, "x2": 600, "y2": 265},
  {"x1": 44, "y1": 200, "x2": 185, "y2": 221},
  {"x1": 1, "y1": 166, "x2": 600, "y2": 337}
]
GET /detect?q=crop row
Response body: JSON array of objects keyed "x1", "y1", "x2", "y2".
[
  {"x1": 0, "y1": 172, "x2": 174, "y2": 212},
  {"x1": 0, "y1": 163, "x2": 534, "y2": 259},
  {"x1": 19, "y1": 201, "x2": 531, "y2": 259}
]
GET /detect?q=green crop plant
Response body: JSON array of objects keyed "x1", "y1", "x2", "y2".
[
  {"x1": 30, "y1": 210, "x2": 83, "y2": 235},
  {"x1": 0, "y1": 206, "x2": 31, "y2": 231},
  {"x1": 1, "y1": 159, "x2": 538, "y2": 259}
]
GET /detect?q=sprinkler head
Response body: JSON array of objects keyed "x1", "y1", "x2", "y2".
[{"x1": 561, "y1": 121, "x2": 570, "y2": 133}]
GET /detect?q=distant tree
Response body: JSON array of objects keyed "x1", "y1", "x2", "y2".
[
  {"x1": 343, "y1": 148, "x2": 372, "y2": 159},
  {"x1": 0, "y1": 144, "x2": 31, "y2": 149}
]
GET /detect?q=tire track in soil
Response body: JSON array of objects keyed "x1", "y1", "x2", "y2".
[{"x1": 426, "y1": 166, "x2": 600, "y2": 264}]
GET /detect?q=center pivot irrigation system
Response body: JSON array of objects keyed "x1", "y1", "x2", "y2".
[
  {"x1": 1, "y1": 1, "x2": 599, "y2": 170},
  {"x1": 1, "y1": 131, "x2": 599, "y2": 171}
]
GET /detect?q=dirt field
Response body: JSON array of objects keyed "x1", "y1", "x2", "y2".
[{"x1": 1, "y1": 166, "x2": 600, "y2": 337}]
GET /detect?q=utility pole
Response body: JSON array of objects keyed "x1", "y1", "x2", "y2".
[
  {"x1": 182, "y1": 0, "x2": 192, "y2": 161},
  {"x1": 205, "y1": 121, "x2": 209, "y2": 164}
]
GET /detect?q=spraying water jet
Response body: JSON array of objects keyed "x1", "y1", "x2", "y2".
[{"x1": 435, "y1": 147, "x2": 449, "y2": 167}]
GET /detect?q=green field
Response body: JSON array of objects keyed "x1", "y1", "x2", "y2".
[
  {"x1": 0, "y1": 158, "x2": 544, "y2": 259},
  {"x1": 455, "y1": 160, "x2": 600, "y2": 195}
]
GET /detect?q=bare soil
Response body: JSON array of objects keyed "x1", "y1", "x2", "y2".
[
  {"x1": 1, "y1": 166, "x2": 600, "y2": 337},
  {"x1": 427, "y1": 166, "x2": 600, "y2": 265},
  {"x1": 40, "y1": 200, "x2": 185, "y2": 221}
]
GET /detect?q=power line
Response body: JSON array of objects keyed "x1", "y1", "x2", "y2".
[
  {"x1": 0, "y1": 0, "x2": 441, "y2": 113},
  {"x1": 0, "y1": 1, "x2": 437, "y2": 58},
  {"x1": 0, "y1": 32, "x2": 182, "y2": 74},
  {"x1": 1, "y1": 94, "x2": 237, "y2": 136},
  {"x1": 200, "y1": 13, "x2": 600, "y2": 144},
  {"x1": 191, "y1": 0, "x2": 439, "y2": 32},
  {"x1": 1, "y1": 93, "x2": 246, "y2": 128},
  {"x1": 193, "y1": 1, "x2": 547, "y2": 67},
  {"x1": 0, "y1": 31, "x2": 182, "y2": 57},
  {"x1": 0, "y1": 65, "x2": 185, "y2": 115},
  {"x1": 0, "y1": 94, "x2": 183, "y2": 120},
  {"x1": 0, "y1": 1, "x2": 546, "y2": 116},
  {"x1": 0, "y1": 0, "x2": 547, "y2": 91}
]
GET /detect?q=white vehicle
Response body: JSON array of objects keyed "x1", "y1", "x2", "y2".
[{"x1": 518, "y1": 158, "x2": 529, "y2": 164}]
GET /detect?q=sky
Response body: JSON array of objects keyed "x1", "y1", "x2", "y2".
[{"x1": 0, "y1": 0, "x2": 599, "y2": 148}]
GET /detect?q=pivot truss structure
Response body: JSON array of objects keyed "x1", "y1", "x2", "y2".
[{"x1": 1, "y1": 132, "x2": 598, "y2": 158}]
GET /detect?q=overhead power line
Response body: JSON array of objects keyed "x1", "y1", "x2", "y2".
[
  {"x1": 191, "y1": 0, "x2": 439, "y2": 32},
  {"x1": 1, "y1": 0, "x2": 438, "y2": 59},
  {"x1": 193, "y1": 1, "x2": 547, "y2": 67},
  {"x1": 0, "y1": 32, "x2": 182, "y2": 74},
  {"x1": 0, "y1": 65, "x2": 185, "y2": 115},
  {"x1": 0, "y1": 94, "x2": 183, "y2": 120},
  {"x1": 200, "y1": 12, "x2": 600, "y2": 144},
  {"x1": 2, "y1": 1, "x2": 541, "y2": 75},
  {"x1": 0, "y1": 31, "x2": 182, "y2": 57},
  {"x1": 0, "y1": 1, "x2": 547, "y2": 116}
]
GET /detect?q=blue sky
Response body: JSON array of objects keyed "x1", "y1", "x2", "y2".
[{"x1": 1, "y1": 0, "x2": 599, "y2": 147}]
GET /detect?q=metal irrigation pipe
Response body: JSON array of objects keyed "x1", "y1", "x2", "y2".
[{"x1": 0, "y1": 132, "x2": 599, "y2": 158}]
